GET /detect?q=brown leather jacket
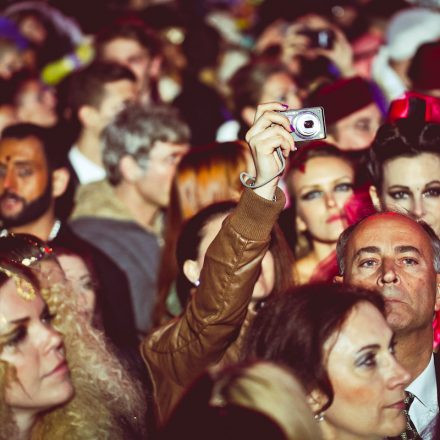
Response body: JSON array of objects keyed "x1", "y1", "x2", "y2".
[{"x1": 141, "y1": 188, "x2": 285, "y2": 423}]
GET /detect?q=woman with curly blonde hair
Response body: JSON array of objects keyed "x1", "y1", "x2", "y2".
[{"x1": 0, "y1": 234, "x2": 148, "y2": 439}]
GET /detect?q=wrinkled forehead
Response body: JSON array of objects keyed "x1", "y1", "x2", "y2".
[{"x1": 348, "y1": 212, "x2": 433, "y2": 255}]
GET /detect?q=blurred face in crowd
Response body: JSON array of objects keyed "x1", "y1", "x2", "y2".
[
  {"x1": 0, "y1": 48, "x2": 24, "y2": 80},
  {"x1": 185, "y1": 213, "x2": 275, "y2": 303},
  {"x1": 319, "y1": 301, "x2": 409, "y2": 439},
  {"x1": 342, "y1": 213, "x2": 440, "y2": 335},
  {"x1": 18, "y1": 15, "x2": 47, "y2": 46},
  {"x1": 0, "y1": 279, "x2": 73, "y2": 417},
  {"x1": 0, "y1": 105, "x2": 18, "y2": 135},
  {"x1": 15, "y1": 79, "x2": 57, "y2": 127},
  {"x1": 100, "y1": 38, "x2": 152, "y2": 90},
  {"x1": 333, "y1": 103, "x2": 382, "y2": 151},
  {"x1": 0, "y1": 136, "x2": 52, "y2": 227},
  {"x1": 260, "y1": 72, "x2": 302, "y2": 110},
  {"x1": 291, "y1": 156, "x2": 354, "y2": 243},
  {"x1": 378, "y1": 152, "x2": 440, "y2": 237},
  {"x1": 135, "y1": 141, "x2": 189, "y2": 209},
  {"x1": 87, "y1": 79, "x2": 137, "y2": 134},
  {"x1": 57, "y1": 254, "x2": 96, "y2": 322}
]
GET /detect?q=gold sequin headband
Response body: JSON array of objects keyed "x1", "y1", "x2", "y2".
[{"x1": 0, "y1": 267, "x2": 36, "y2": 301}]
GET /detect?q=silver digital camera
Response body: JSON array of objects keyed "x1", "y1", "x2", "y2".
[{"x1": 281, "y1": 106, "x2": 326, "y2": 142}]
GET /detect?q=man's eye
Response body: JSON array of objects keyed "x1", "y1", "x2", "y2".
[
  {"x1": 402, "y1": 258, "x2": 418, "y2": 266},
  {"x1": 17, "y1": 167, "x2": 33, "y2": 177},
  {"x1": 388, "y1": 191, "x2": 408, "y2": 200},
  {"x1": 359, "y1": 259, "x2": 377, "y2": 268}
]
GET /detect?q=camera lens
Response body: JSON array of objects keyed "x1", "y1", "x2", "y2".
[{"x1": 295, "y1": 112, "x2": 321, "y2": 138}]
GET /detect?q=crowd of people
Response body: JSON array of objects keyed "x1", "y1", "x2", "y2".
[{"x1": 1, "y1": 0, "x2": 440, "y2": 438}]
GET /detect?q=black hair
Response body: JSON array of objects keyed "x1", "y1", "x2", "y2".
[
  {"x1": 1, "y1": 123, "x2": 68, "y2": 170},
  {"x1": 368, "y1": 119, "x2": 440, "y2": 190}
]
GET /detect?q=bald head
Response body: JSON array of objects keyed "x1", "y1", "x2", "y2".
[{"x1": 337, "y1": 212, "x2": 440, "y2": 276}]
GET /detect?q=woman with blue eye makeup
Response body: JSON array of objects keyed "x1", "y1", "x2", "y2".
[
  {"x1": 245, "y1": 282, "x2": 411, "y2": 440},
  {"x1": 283, "y1": 141, "x2": 363, "y2": 284}
]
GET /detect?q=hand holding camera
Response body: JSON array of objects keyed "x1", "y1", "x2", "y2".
[
  {"x1": 244, "y1": 102, "x2": 327, "y2": 200},
  {"x1": 244, "y1": 102, "x2": 296, "y2": 200},
  {"x1": 282, "y1": 15, "x2": 355, "y2": 77}
]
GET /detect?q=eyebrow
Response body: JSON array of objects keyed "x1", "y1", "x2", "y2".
[
  {"x1": 395, "y1": 245, "x2": 421, "y2": 255},
  {"x1": 353, "y1": 246, "x2": 381, "y2": 259},
  {"x1": 9, "y1": 317, "x2": 30, "y2": 325},
  {"x1": 357, "y1": 343, "x2": 380, "y2": 353},
  {"x1": 354, "y1": 245, "x2": 421, "y2": 259},
  {"x1": 13, "y1": 160, "x2": 35, "y2": 167}
]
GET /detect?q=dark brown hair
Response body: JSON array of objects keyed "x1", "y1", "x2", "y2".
[
  {"x1": 368, "y1": 119, "x2": 440, "y2": 191},
  {"x1": 244, "y1": 282, "x2": 385, "y2": 413}
]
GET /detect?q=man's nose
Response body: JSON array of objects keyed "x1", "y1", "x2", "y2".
[
  {"x1": 2, "y1": 168, "x2": 16, "y2": 191},
  {"x1": 379, "y1": 259, "x2": 399, "y2": 286}
]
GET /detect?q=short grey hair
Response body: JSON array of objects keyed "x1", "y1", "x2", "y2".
[
  {"x1": 102, "y1": 103, "x2": 190, "y2": 185},
  {"x1": 336, "y1": 212, "x2": 440, "y2": 275}
]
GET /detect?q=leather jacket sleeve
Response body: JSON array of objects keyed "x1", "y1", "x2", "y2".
[{"x1": 141, "y1": 187, "x2": 286, "y2": 421}]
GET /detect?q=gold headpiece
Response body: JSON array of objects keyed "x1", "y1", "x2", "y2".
[{"x1": 0, "y1": 267, "x2": 36, "y2": 300}]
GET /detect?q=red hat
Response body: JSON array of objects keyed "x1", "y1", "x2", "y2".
[
  {"x1": 408, "y1": 41, "x2": 440, "y2": 92},
  {"x1": 387, "y1": 91, "x2": 440, "y2": 123},
  {"x1": 308, "y1": 76, "x2": 375, "y2": 125}
]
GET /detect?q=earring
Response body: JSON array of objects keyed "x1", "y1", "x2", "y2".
[
  {"x1": 314, "y1": 412, "x2": 325, "y2": 422},
  {"x1": 193, "y1": 279, "x2": 200, "y2": 287}
]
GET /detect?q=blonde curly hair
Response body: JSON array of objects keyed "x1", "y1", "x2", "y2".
[{"x1": 0, "y1": 246, "x2": 147, "y2": 439}]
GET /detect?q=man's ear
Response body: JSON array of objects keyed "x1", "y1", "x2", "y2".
[
  {"x1": 183, "y1": 259, "x2": 201, "y2": 284},
  {"x1": 78, "y1": 105, "x2": 99, "y2": 128},
  {"x1": 435, "y1": 274, "x2": 440, "y2": 312},
  {"x1": 149, "y1": 55, "x2": 162, "y2": 80},
  {"x1": 119, "y1": 155, "x2": 142, "y2": 183},
  {"x1": 369, "y1": 185, "x2": 381, "y2": 211},
  {"x1": 334, "y1": 274, "x2": 343, "y2": 283},
  {"x1": 52, "y1": 167, "x2": 70, "y2": 198}
]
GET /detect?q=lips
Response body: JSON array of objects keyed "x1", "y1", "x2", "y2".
[
  {"x1": 45, "y1": 359, "x2": 69, "y2": 378},
  {"x1": 0, "y1": 192, "x2": 24, "y2": 213},
  {"x1": 326, "y1": 214, "x2": 346, "y2": 224},
  {"x1": 386, "y1": 399, "x2": 405, "y2": 410}
]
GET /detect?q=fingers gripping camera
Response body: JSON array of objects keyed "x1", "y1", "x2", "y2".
[{"x1": 281, "y1": 107, "x2": 326, "y2": 142}]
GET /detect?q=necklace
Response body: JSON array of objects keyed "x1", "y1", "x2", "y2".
[{"x1": 48, "y1": 219, "x2": 61, "y2": 241}]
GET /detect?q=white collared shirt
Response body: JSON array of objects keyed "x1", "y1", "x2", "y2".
[
  {"x1": 68, "y1": 145, "x2": 106, "y2": 185},
  {"x1": 407, "y1": 354, "x2": 438, "y2": 439}
]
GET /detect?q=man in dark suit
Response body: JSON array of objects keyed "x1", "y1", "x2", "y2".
[
  {"x1": 337, "y1": 212, "x2": 440, "y2": 436},
  {"x1": 0, "y1": 123, "x2": 139, "y2": 359}
]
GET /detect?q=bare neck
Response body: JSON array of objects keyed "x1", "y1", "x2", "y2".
[
  {"x1": 13, "y1": 410, "x2": 36, "y2": 440},
  {"x1": 76, "y1": 129, "x2": 103, "y2": 167},
  {"x1": 312, "y1": 240, "x2": 336, "y2": 262},
  {"x1": 114, "y1": 182, "x2": 160, "y2": 230},
  {"x1": 394, "y1": 326, "x2": 434, "y2": 382},
  {"x1": 8, "y1": 208, "x2": 56, "y2": 241}
]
